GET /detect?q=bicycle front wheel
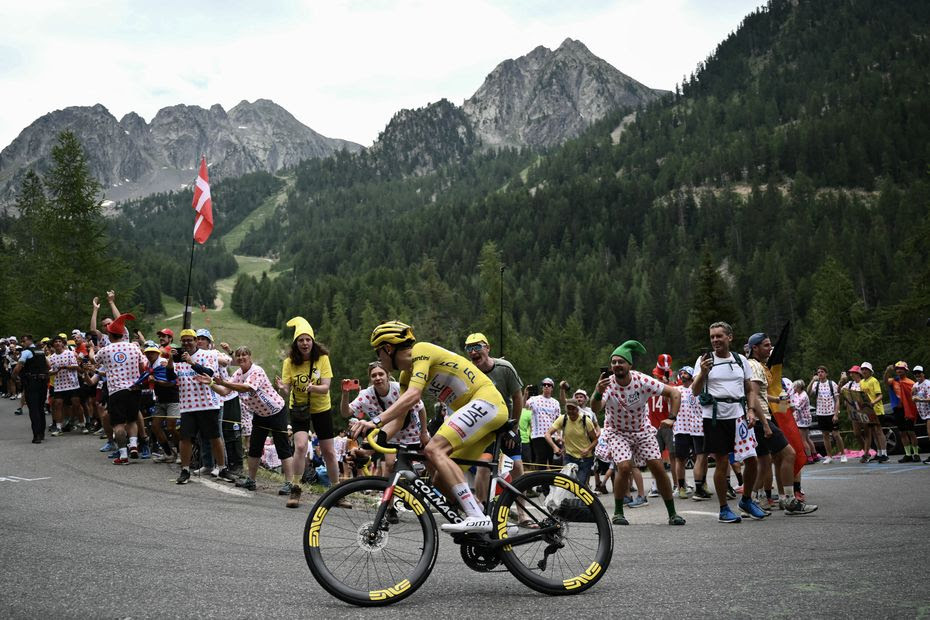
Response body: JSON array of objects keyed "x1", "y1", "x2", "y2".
[
  {"x1": 493, "y1": 471, "x2": 612, "y2": 595},
  {"x1": 303, "y1": 476, "x2": 438, "y2": 606}
]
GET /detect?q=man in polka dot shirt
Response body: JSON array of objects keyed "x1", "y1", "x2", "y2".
[{"x1": 591, "y1": 340, "x2": 686, "y2": 527}]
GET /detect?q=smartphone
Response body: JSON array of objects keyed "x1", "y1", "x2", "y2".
[
  {"x1": 600, "y1": 366, "x2": 609, "y2": 379},
  {"x1": 527, "y1": 384, "x2": 540, "y2": 397},
  {"x1": 701, "y1": 348, "x2": 711, "y2": 361},
  {"x1": 342, "y1": 378, "x2": 360, "y2": 391}
]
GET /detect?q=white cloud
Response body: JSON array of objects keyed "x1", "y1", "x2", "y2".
[{"x1": 0, "y1": 0, "x2": 763, "y2": 149}]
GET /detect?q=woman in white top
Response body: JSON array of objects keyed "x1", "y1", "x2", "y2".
[
  {"x1": 790, "y1": 379, "x2": 817, "y2": 463},
  {"x1": 340, "y1": 361, "x2": 428, "y2": 477}
]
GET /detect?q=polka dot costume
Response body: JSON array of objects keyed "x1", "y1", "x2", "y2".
[
  {"x1": 48, "y1": 350, "x2": 80, "y2": 392},
  {"x1": 95, "y1": 342, "x2": 143, "y2": 394},
  {"x1": 231, "y1": 364, "x2": 284, "y2": 417},
  {"x1": 601, "y1": 371, "x2": 665, "y2": 433},
  {"x1": 595, "y1": 427, "x2": 662, "y2": 466},
  {"x1": 349, "y1": 381, "x2": 424, "y2": 444},
  {"x1": 674, "y1": 385, "x2": 704, "y2": 436}
]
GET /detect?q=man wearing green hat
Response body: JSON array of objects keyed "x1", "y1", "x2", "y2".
[{"x1": 591, "y1": 340, "x2": 686, "y2": 526}]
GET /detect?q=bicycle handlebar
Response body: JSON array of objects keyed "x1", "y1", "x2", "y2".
[{"x1": 366, "y1": 428, "x2": 397, "y2": 455}]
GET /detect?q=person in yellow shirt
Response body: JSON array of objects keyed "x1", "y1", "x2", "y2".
[
  {"x1": 275, "y1": 316, "x2": 337, "y2": 508},
  {"x1": 858, "y1": 362, "x2": 888, "y2": 463},
  {"x1": 545, "y1": 401, "x2": 598, "y2": 485}
]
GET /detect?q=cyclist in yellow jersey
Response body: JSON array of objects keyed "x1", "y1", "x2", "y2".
[{"x1": 352, "y1": 321, "x2": 508, "y2": 533}]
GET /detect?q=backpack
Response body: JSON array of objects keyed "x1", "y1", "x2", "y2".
[{"x1": 558, "y1": 411, "x2": 591, "y2": 434}]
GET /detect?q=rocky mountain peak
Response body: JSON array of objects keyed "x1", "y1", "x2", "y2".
[{"x1": 463, "y1": 40, "x2": 664, "y2": 148}]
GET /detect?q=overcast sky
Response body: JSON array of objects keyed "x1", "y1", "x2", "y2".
[{"x1": 0, "y1": 0, "x2": 764, "y2": 149}]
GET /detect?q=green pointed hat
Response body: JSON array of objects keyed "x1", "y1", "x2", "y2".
[
  {"x1": 611, "y1": 340, "x2": 646, "y2": 364},
  {"x1": 286, "y1": 316, "x2": 315, "y2": 341}
]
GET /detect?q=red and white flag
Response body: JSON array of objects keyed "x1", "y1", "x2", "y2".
[{"x1": 192, "y1": 156, "x2": 214, "y2": 244}]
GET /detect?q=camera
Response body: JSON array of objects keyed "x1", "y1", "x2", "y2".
[
  {"x1": 527, "y1": 384, "x2": 540, "y2": 397},
  {"x1": 171, "y1": 347, "x2": 185, "y2": 363}
]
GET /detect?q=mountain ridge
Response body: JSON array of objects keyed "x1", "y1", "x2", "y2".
[
  {"x1": 1, "y1": 38, "x2": 664, "y2": 203},
  {"x1": 0, "y1": 99, "x2": 362, "y2": 204}
]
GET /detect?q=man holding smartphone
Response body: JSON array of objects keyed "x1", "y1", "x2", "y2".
[
  {"x1": 690, "y1": 321, "x2": 768, "y2": 523},
  {"x1": 591, "y1": 340, "x2": 686, "y2": 526}
]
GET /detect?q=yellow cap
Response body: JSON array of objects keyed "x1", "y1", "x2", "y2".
[
  {"x1": 465, "y1": 332, "x2": 488, "y2": 346},
  {"x1": 180, "y1": 329, "x2": 197, "y2": 338},
  {"x1": 40, "y1": 337, "x2": 50, "y2": 343},
  {"x1": 58, "y1": 332, "x2": 68, "y2": 339},
  {"x1": 67, "y1": 339, "x2": 75, "y2": 346},
  {"x1": 286, "y1": 316, "x2": 314, "y2": 341},
  {"x1": 144, "y1": 346, "x2": 161, "y2": 354}
]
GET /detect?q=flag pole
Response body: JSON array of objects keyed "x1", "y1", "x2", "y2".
[
  {"x1": 186, "y1": 154, "x2": 213, "y2": 329},
  {"x1": 183, "y1": 235, "x2": 195, "y2": 329}
]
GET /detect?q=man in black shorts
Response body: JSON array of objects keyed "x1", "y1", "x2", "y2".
[
  {"x1": 94, "y1": 314, "x2": 145, "y2": 465},
  {"x1": 173, "y1": 329, "x2": 235, "y2": 484},
  {"x1": 746, "y1": 333, "x2": 815, "y2": 515},
  {"x1": 691, "y1": 321, "x2": 769, "y2": 523}
]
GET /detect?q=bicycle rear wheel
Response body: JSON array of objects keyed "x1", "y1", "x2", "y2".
[
  {"x1": 493, "y1": 471, "x2": 612, "y2": 595},
  {"x1": 303, "y1": 476, "x2": 438, "y2": 606}
]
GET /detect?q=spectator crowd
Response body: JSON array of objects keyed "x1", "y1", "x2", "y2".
[{"x1": 4, "y1": 295, "x2": 929, "y2": 522}]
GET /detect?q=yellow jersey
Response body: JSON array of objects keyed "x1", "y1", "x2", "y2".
[
  {"x1": 281, "y1": 354, "x2": 333, "y2": 413},
  {"x1": 400, "y1": 342, "x2": 496, "y2": 410},
  {"x1": 859, "y1": 375, "x2": 884, "y2": 415}
]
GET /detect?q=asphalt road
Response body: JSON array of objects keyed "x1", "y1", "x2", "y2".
[{"x1": 2, "y1": 397, "x2": 929, "y2": 619}]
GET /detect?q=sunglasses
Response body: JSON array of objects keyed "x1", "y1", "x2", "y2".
[
  {"x1": 464, "y1": 344, "x2": 484, "y2": 353},
  {"x1": 542, "y1": 383, "x2": 554, "y2": 387}
]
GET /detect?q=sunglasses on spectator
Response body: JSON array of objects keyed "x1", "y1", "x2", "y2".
[
  {"x1": 464, "y1": 344, "x2": 484, "y2": 353},
  {"x1": 542, "y1": 382, "x2": 554, "y2": 387}
]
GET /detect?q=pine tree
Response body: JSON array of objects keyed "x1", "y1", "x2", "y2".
[
  {"x1": 41, "y1": 131, "x2": 126, "y2": 329},
  {"x1": 685, "y1": 249, "x2": 741, "y2": 354}
]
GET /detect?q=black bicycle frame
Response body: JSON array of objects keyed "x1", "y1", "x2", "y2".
[{"x1": 370, "y1": 435, "x2": 559, "y2": 549}]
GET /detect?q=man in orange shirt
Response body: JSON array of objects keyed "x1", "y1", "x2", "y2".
[{"x1": 885, "y1": 362, "x2": 920, "y2": 462}]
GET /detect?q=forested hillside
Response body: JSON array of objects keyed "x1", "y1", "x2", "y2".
[
  {"x1": 229, "y1": 0, "x2": 930, "y2": 388},
  {"x1": 106, "y1": 171, "x2": 284, "y2": 312}
]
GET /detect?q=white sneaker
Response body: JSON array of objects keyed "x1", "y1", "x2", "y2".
[
  {"x1": 210, "y1": 466, "x2": 221, "y2": 477},
  {"x1": 840, "y1": 455, "x2": 848, "y2": 463},
  {"x1": 440, "y1": 516, "x2": 493, "y2": 533},
  {"x1": 822, "y1": 456, "x2": 832, "y2": 464},
  {"x1": 196, "y1": 466, "x2": 210, "y2": 475}
]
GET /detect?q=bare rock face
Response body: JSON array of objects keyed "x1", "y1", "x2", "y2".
[
  {"x1": 369, "y1": 39, "x2": 666, "y2": 176},
  {"x1": 463, "y1": 38, "x2": 664, "y2": 148},
  {"x1": 0, "y1": 100, "x2": 362, "y2": 204}
]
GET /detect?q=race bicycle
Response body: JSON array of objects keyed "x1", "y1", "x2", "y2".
[{"x1": 303, "y1": 423, "x2": 613, "y2": 606}]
